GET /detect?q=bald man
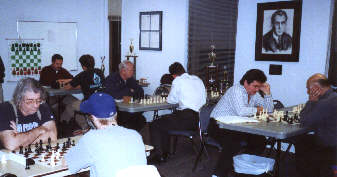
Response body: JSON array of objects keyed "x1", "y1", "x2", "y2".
[{"x1": 295, "y1": 73, "x2": 337, "y2": 177}]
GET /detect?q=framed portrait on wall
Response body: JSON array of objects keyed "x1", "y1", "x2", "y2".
[
  {"x1": 139, "y1": 11, "x2": 162, "y2": 51},
  {"x1": 255, "y1": 1, "x2": 302, "y2": 62}
]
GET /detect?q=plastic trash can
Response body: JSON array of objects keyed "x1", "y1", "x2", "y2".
[{"x1": 233, "y1": 154, "x2": 275, "y2": 177}]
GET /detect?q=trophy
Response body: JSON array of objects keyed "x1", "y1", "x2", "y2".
[
  {"x1": 129, "y1": 38, "x2": 134, "y2": 56},
  {"x1": 208, "y1": 45, "x2": 216, "y2": 67},
  {"x1": 100, "y1": 56, "x2": 105, "y2": 74}
]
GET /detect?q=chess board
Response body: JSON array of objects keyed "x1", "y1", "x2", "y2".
[
  {"x1": 1, "y1": 136, "x2": 81, "y2": 168},
  {"x1": 8, "y1": 41, "x2": 42, "y2": 78}
]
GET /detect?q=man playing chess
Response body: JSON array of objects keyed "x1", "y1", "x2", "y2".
[
  {"x1": 148, "y1": 62, "x2": 206, "y2": 164},
  {"x1": 103, "y1": 60, "x2": 145, "y2": 132},
  {"x1": 295, "y1": 73, "x2": 337, "y2": 177},
  {"x1": 63, "y1": 92, "x2": 147, "y2": 177},
  {"x1": 210, "y1": 69, "x2": 274, "y2": 177},
  {"x1": 39, "y1": 54, "x2": 77, "y2": 118},
  {"x1": 0, "y1": 78, "x2": 57, "y2": 151}
]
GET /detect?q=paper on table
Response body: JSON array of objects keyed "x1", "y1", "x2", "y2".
[{"x1": 215, "y1": 116, "x2": 259, "y2": 124}]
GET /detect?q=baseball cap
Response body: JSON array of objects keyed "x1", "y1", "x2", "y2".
[{"x1": 80, "y1": 92, "x2": 117, "y2": 118}]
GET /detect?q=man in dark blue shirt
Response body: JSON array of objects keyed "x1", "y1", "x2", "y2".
[
  {"x1": 295, "y1": 73, "x2": 337, "y2": 177},
  {"x1": 103, "y1": 60, "x2": 145, "y2": 132},
  {"x1": 62, "y1": 55, "x2": 104, "y2": 130}
]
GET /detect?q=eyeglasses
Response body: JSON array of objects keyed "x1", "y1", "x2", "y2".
[{"x1": 23, "y1": 99, "x2": 45, "y2": 105}]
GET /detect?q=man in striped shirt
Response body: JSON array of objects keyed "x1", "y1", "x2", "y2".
[{"x1": 211, "y1": 69, "x2": 274, "y2": 177}]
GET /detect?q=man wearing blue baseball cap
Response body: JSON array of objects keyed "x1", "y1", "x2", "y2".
[{"x1": 63, "y1": 92, "x2": 147, "y2": 177}]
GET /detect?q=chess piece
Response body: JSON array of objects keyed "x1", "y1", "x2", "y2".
[
  {"x1": 56, "y1": 143, "x2": 60, "y2": 150},
  {"x1": 25, "y1": 158, "x2": 30, "y2": 169},
  {"x1": 41, "y1": 154, "x2": 45, "y2": 162},
  {"x1": 28, "y1": 144, "x2": 32, "y2": 153},
  {"x1": 1, "y1": 155, "x2": 7, "y2": 164},
  {"x1": 19, "y1": 146, "x2": 23, "y2": 154},
  {"x1": 72, "y1": 140, "x2": 75, "y2": 146}
]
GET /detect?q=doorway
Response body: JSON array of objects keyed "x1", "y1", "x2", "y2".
[{"x1": 109, "y1": 16, "x2": 121, "y2": 74}]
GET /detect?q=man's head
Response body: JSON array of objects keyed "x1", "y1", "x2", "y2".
[
  {"x1": 306, "y1": 73, "x2": 331, "y2": 97},
  {"x1": 240, "y1": 69, "x2": 267, "y2": 95},
  {"x1": 13, "y1": 78, "x2": 46, "y2": 116},
  {"x1": 119, "y1": 60, "x2": 134, "y2": 80},
  {"x1": 79, "y1": 55, "x2": 95, "y2": 71},
  {"x1": 271, "y1": 10, "x2": 288, "y2": 37},
  {"x1": 80, "y1": 92, "x2": 117, "y2": 129},
  {"x1": 169, "y1": 62, "x2": 186, "y2": 78},
  {"x1": 51, "y1": 54, "x2": 63, "y2": 71}
]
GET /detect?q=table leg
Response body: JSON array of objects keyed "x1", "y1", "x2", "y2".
[
  {"x1": 153, "y1": 110, "x2": 159, "y2": 120},
  {"x1": 274, "y1": 140, "x2": 281, "y2": 177}
]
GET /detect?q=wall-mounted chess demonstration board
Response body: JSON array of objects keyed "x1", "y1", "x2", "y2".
[{"x1": 8, "y1": 40, "x2": 42, "y2": 81}]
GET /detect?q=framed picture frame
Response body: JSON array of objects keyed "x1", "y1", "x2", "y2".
[
  {"x1": 255, "y1": 1, "x2": 302, "y2": 62},
  {"x1": 139, "y1": 11, "x2": 162, "y2": 51}
]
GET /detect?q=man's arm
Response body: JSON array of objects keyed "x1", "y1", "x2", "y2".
[
  {"x1": 33, "y1": 120, "x2": 57, "y2": 144},
  {"x1": 0, "y1": 120, "x2": 57, "y2": 151},
  {"x1": 252, "y1": 83, "x2": 274, "y2": 112},
  {"x1": 0, "y1": 126, "x2": 47, "y2": 151},
  {"x1": 167, "y1": 79, "x2": 179, "y2": 104},
  {"x1": 230, "y1": 87, "x2": 257, "y2": 116}
]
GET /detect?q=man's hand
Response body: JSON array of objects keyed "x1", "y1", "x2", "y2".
[
  {"x1": 9, "y1": 121, "x2": 17, "y2": 133},
  {"x1": 309, "y1": 85, "x2": 321, "y2": 101},
  {"x1": 256, "y1": 106, "x2": 264, "y2": 114},
  {"x1": 260, "y1": 83, "x2": 271, "y2": 95}
]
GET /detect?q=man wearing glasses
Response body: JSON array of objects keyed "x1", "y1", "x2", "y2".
[{"x1": 0, "y1": 78, "x2": 57, "y2": 151}]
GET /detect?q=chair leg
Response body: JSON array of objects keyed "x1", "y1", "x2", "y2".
[
  {"x1": 192, "y1": 140, "x2": 207, "y2": 171},
  {"x1": 172, "y1": 136, "x2": 178, "y2": 154}
]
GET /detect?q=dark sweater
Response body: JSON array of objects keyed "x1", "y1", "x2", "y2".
[
  {"x1": 39, "y1": 65, "x2": 73, "y2": 88},
  {"x1": 300, "y1": 89, "x2": 337, "y2": 147}
]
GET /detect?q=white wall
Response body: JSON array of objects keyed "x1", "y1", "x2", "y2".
[
  {"x1": 122, "y1": 0, "x2": 189, "y2": 120},
  {"x1": 121, "y1": 0, "x2": 189, "y2": 95},
  {"x1": 234, "y1": 0, "x2": 333, "y2": 106},
  {"x1": 0, "y1": 0, "x2": 109, "y2": 101}
]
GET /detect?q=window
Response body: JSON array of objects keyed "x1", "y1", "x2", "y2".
[
  {"x1": 139, "y1": 11, "x2": 162, "y2": 51},
  {"x1": 188, "y1": 0, "x2": 239, "y2": 85}
]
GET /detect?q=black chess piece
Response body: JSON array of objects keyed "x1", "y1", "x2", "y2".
[
  {"x1": 28, "y1": 144, "x2": 32, "y2": 153},
  {"x1": 35, "y1": 142, "x2": 39, "y2": 153},
  {"x1": 25, "y1": 158, "x2": 30, "y2": 170},
  {"x1": 283, "y1": 111, "x2": 289, "y2": 122},
  {"x1": 62, "y1": 142, "x2": 66, "y2": 151},
  {"x1": 72, "y1": 140, "x2": 75, "y2": 146},
  {"x1": 19, "y1": 146, "x2": 23, "y2": 154},
  {"x1": 67, "y1": 138, "x2": 71, "y2": 148},
  {"x1": 56, "y1": 143, "x2": 60, "y2": 150},
  {"x1": 294, "y1": 114, "x2": 300, "y2": 123},
  {"x1": 39, "y1": 139, "x2": 43, "y2": 151}
]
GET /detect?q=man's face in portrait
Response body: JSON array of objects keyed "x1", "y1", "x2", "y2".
[{"x1": 273, "y1": 15, "x2": 287, "y2": 36}]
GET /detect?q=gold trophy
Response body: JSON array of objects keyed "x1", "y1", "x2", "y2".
[
  {"x1": 100, "y1": 56, "x2": 105, "y2": 73},
  {"x1": 129, "y1": 39, "x2": 134, "y2": 56},
  {"x1": 208, "y1": 45, "x2": 216, "y2": 67}
]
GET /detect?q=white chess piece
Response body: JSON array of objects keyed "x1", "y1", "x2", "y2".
[
  {"x1": 40, "y1": 154, "x2": 45, "y2": 162},
  {"x1": 1, "y1": 155, "x2": 7, "y2": 164},
  {"x1": 50, "y1": 151, "x2": 55, "y2": 166}
]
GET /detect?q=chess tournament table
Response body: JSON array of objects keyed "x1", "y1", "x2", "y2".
[
  {"x1": 44, "y1": 87, "x2": 82, "y2": 123},
  {"x1": 116, "y1": 101, "x2": 179, "y2": 120},
  {"x1": 0, "y1": 135, "x2": 154, "y2": 177},
  {"x1": 215, "y1": 105, "x2": 311, "y2": 177}
]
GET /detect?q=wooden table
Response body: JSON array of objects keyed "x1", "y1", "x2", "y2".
[{"x1": 216, "y1": 117, "x2": 310, "y2": 177}]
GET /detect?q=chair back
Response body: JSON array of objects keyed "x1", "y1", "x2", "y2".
[
  {"x1": 199, "y1": 104, "x2": 216, "y2": 134},
  {"x1": 116, "y1": 165, "x2": 161, "y2": 177},
  {"x1": 153, "y1": 84, "x2": 171, "y2": 96},
  {"x1": 273, "y1": 100, "x2": 284, "y2": 109}
]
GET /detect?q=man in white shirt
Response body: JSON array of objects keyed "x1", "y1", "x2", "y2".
[
  {"x1": 211, "y1": 69, "x2": 274, "y2": 177},
  {"x1": 148, "y1": 62, "x2": 206, "y2": 164}
]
